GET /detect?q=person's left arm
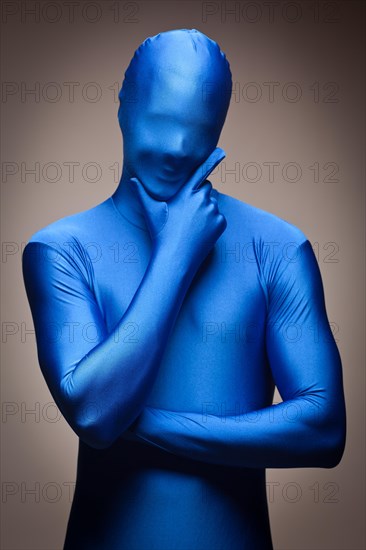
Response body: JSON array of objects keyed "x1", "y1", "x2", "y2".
[{"x1": 124, "y1": 239, "x2": 347, "y2": 469}]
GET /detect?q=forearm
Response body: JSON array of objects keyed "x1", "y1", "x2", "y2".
[
  {"x1": 61, "y1": 247, "x2": 194, "y2": 449},
  {"x1": 127, "y1": 398, "x2": 346, "y2": 468}
]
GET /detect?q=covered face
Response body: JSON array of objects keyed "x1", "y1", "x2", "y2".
[{"x1": 118, "y1": 28, "x2": 232, "y2": 199}]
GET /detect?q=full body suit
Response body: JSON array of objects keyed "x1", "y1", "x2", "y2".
[{"x1": 22, "y1": 29, "x2": 346, "y2": 550}]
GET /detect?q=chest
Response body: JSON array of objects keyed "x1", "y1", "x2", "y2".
[{"x1": 92, "y1": 233, "x2": 271, "y2": 411}]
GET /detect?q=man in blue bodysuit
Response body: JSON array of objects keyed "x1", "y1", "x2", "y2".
[{"x1": 22, "y1": 29, "x2": 346, "y2": 550}]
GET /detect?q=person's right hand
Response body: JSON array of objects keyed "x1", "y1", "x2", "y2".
[{"x1": 128, "y1": 147, "x2": 227, "y2": 271}]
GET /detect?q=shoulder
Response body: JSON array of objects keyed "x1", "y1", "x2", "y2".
[
  {"x1": 23, "y1": 198, "x2": 113, "y2": 274},
  {"x1": 22, "y1": 198, "x2": 111, "y2": 283},
  {"x1": 25, "y1": 198, "x2": 110, "y2": 250},
  {"x1": 214, "y1": 190, "x2": 317, "y2": 298},
  {"x1": 215, "y1": 189, "x2": 309, "y2": 247}
]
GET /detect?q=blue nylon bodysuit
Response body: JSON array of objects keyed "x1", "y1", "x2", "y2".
[{"x1": 22, "y1": 29, "x2": 346, "y2": 550}]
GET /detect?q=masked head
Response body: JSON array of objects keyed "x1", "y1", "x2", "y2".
[{"x1": 118, "y1": 29, "x2": 232, "y2": 200}]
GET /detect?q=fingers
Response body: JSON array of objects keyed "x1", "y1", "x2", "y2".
[
  {"x1": 198, "y1": 179, "x2": 213, "y2": 197},
  {"x1": 200, "y1": 147, "x2": 226, "y2": 181},
  {"x1": 129, "y1": 146, "x2": 226, "y2": 207},
  {"x1": 210, "y1": 194, "x2": 218, "y2": 208},
  {"x1": 128, "y1": 177, "x2": 146, "y2": 206},
  {"x1": 184, "y1": 147, "x2": 226, "y2": 194}
]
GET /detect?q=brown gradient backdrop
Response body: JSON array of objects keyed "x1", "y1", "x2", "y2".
[{"x1": 1, "y1": 1, "x2": 365, "y2": 549}]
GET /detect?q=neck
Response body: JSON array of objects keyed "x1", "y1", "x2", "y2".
[{"x1": 111, "y1": 165, "x2": 148, "y2": 231}]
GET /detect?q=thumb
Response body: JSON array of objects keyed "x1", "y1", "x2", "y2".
[
  {"x1": 128, "y1": 177, "x2": 154, "y2": 211},
  {"x1": 129, "y1": 177, "x2": 169, "y2": 237}
]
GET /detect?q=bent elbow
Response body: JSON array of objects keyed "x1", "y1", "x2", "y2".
[
  {"x1": 81, "y1": 434, "x2": 114, "y2": 451},
  {"x1": 319, "y1": 420, "x2": 346, "y2": 469},
  {"x1": 323, "y1": 431, "x2": 346, "y2": 468},
  {"x1": 72, "y1": 402, "x2": 143, "y2": 450},
  {"x1": 75, "y1": 418, "x2": 116, "y2": 450},
  {"x1": 59, "y1": 376, "x2": 116, "y2": 449},
  {"x1": 73, "y1": 403, "x2": 134, "y2": 450},
  {"x1": 59, "y1": 378, "x2": 137, "y2": 450}
]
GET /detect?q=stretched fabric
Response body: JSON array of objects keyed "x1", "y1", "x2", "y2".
[{"x1": 22, "y1": 28, "x2": 346, "y2": 550}]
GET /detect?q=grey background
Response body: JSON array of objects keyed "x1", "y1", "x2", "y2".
[{"x1": 1, "y1": 1, "x2": 365, "y2": 549}]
